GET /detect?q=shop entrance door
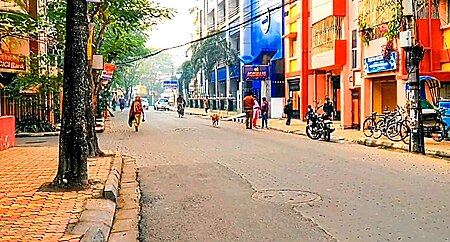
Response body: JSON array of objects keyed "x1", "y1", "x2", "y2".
[
  {"x1": 351, "y1": 90, "x2": 360, "y2": 129},
  {"x1": 331, "y1": 76, "x2": 341, "y2": 120}
]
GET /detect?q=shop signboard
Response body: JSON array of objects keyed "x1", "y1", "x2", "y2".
[
  {"x1": 101, "y1": 63, "x2": 116, "y2": 80},
  {"x1": 163, "y1": 80, "x2": 178, "y2": 89},
  {"x1": 0, "y1": 53, "x2": 26, "y2": 71},
  {"x1": 363, "y1": 52, "x2": 397, "y2": 74},
  {"x1": 243, "y1": 65, "x2": 269, "y2": 80}
]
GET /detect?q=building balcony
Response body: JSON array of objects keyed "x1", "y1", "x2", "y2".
[
  {"x1": 311, "y1": 40, "x2": 346, "y2": 70},
  {"x1": 207, "y1": 24, "x2": 216, "y2": 32},
  {"x1": 218, "y1": 17, "x2": 226, "y2": 28},
  {"x1": 310, "y1": 0, "x2": 346, "y2": 25},
  {"x1": 229, "y1": 6, "x2": 239, "y2": 19}
]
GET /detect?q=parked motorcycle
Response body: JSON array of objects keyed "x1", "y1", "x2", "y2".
[{"x1": 306, "y1": 105, "x2": 335, "y2": 141}]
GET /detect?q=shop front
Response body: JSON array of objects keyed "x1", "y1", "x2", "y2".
[{"x1": 363, "y1": 52, "x2": 399, "y2": 114}]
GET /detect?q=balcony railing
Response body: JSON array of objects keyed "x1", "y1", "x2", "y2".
[
  {"x1": 312, "y1": 16, "x2": 343, "y2": 55},
  {"x1": 229, "y1": 6, "x2": 239, "y2": 19},
  {"x1": 218, "y1": 17, "x2": 226, "y2": 27},
  {"x1": 207, "y1": 24, "x2": 216, "y2": 32}
]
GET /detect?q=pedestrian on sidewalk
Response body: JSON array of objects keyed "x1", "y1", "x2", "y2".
[
  {"x1": 243, "y1": 91, "x2": 256, "y2": 129},
  {"x1": 119, "y1": 95, "x2": 126, "y2": 112},
  {"x1": 323, "y1": 97, "x2": 334, "y2": 120},
  {"x1": 284, "y1": 99, "x2": 293, "y2": 126},
  {"x1": 252, "y1": 98, "x2": 260, "y2": 128},
  {"x1": 204, "y1": 96, "x2": 210, "y2": 113},
  {"x1": 261, "y1": 97, "x2": 269, "y2": 129}
]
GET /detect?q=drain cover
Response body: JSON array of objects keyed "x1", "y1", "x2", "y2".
[{"x1": 252, "y1": 190, "x2": 321, "y2": 204}]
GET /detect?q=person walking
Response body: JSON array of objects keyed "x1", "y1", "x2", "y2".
[
  {"x1": 204, "y1": 96, "x2": 210, "y2": 113},
  {"x1": 252, "y1": 98, "x2": 260, "y2": 128},
  {"x1": 119, "y1": 95, "x2": 126, "y2": 112},
  {"x1": 128, "y1": 96, "x2": 145, "y2": 132},
  {"x1": 284, "y1": 99, "x2": 293, "y2": 126},
  {"x1": 243, "y1": 91, "x2": 256, "y2": 129},
  {"x1": 261, "y1": 97, "x2": 269, "y2": 129}
]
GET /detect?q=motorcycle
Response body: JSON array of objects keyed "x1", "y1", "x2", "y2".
[
  {"x1": 306, "y1": 105, "x2": 335, "y2": 141},
  {"x1": 177, "y1": 104, "x2": 185, "y2": 118}
]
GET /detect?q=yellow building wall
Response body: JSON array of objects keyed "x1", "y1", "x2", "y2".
[
  {"x1": 290, "y1": 3, "x2": 298, "y2": 17},
  {"x1": 289, "y1": 59, "x2": 298, "y2": 72},
  {"x1": 289, "y1": 21, "x2": 298, "y2": 33},
  {"x1": 442, "y1": 28, "x2": 450, "y2": 71}
]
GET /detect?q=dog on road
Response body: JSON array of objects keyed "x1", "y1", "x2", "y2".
[{"x1": 211, "y1": 113, "x2": 220, "y2": 127}]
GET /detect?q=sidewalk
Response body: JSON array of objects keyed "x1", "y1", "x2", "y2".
[
  {"x1": 0, "y1": 147, "x2": 112, "y2": 241},
  {"x1": 185, "y1": 108, "x2": 450, "y2": 158}
]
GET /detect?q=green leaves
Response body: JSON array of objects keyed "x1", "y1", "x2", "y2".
[{"x1": 189, "y1": 33, "x2": 238, "y2": 79}]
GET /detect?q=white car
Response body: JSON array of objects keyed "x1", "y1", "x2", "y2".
[
  {"x1": 141, "y1": 98, "x2": 149, "y2": 110},
  {"x1": 154, "y1": 98, "x2": 169, "y2": 111}
]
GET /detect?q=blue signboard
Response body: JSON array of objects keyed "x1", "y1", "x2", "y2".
[
  {"x1": 242, "y1": 65, "x2": 269, "y2": 80},
  {"x1": 363, "y1": 52, "x2": 397, "y2": 74},
  {"x1": 439, "y1": 100, "x2": 450, "y2": 128},
  {"x1": 163, "y1": 80, "x2": 178, "y2": 89}
]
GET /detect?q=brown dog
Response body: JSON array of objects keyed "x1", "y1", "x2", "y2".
[{"x1": 211, "y1": 114, "x2": 220, "y2": 127}]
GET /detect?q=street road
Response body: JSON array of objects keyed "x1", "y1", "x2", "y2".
[{"x1": 100, "y1": 109, "x2": 450, "y2": 242}]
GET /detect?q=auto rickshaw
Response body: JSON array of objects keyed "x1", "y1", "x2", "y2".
[{"x1": 405, "y1": 76, "x2": 450, "y2": 141}]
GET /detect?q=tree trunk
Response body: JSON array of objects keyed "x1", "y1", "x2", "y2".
[
  {"x1": 86, "y1": 66, "x2": 103, "y2": 157},
  {"x1": 54, "y1": 0, "x2": 89, "y2": 187}
]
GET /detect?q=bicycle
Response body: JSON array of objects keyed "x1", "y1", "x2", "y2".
[{"x1": 362, "y1": 112, "x2": 379, "y2": 138}]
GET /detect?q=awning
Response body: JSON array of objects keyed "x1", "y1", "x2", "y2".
[{"x1": 238, "y1": 48, "x2": 277, "y2": 65}]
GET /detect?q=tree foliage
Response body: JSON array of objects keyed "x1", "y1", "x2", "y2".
[{"x1": 189, "y1": 33, "x2": 238, "y2": 80}]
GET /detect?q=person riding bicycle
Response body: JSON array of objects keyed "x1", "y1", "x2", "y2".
[{"x1": 128, "y1": 96, "x2": 145, "y2": 131}]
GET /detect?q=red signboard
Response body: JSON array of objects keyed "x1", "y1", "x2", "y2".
[
  {"x1": 101, "y1": 63, "x2": 116, "y2": 80},
  {"x1": 0, "y1": 53, "x2": 26, "y2": 71}
]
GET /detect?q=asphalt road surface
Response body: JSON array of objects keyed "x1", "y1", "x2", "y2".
[{"x1": 99, "y1": 108, "x2": 450, "y2": 242}]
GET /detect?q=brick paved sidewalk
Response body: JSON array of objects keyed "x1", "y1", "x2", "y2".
[{"x1": 0, "y1": 147, "x2": 112, "y2": 242}]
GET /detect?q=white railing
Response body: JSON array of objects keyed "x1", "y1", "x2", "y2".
[{"x1": 229, "y1": 6, "x2": 239, "y2": 19}]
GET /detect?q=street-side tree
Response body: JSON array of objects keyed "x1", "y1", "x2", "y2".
[
  {"x1": 54, "y1": 0, "x2": 90, "y2": 187},
  {"x1": 83, "y1": 0, "x2": 174, "y2": 157},
  {"x1": 181, "y1": 33, "x2": 238, "y2": 96}
]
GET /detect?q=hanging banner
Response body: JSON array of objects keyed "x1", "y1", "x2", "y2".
[
  {"x1": 101, "y1": 63, "x2": 116, "y2": 80},
  {"x1": 87, "y1": 23, "x2": 94, "y2": 61}
]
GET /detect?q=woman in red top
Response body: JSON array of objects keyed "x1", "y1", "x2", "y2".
[{"x1": 128, "y1": 96, "x2": 145, "y2": 132}]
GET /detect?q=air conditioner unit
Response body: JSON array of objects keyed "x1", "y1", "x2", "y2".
[{"x1": 399, "y1": 31, "x2": 412, "y2": 48}]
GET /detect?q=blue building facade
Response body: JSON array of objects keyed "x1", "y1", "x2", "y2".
[{"x1": 239, "y1": 0, "x2": 285, "y2": 116}]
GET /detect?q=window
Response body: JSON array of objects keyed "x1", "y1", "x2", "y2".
[
  {"x1": 289, "y1": 37, "x2": 298, "y2": 58},
  {"x1": 352, "y1": 29, "x2": 358, "y2": 69}
]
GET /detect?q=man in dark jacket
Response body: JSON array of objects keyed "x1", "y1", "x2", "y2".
[
  {"x1": 284, "y1": 99, "x2": 293, "y2": 125},
  {"x1": 323, "y1": 97, "x2": 334, "y2": 120}
]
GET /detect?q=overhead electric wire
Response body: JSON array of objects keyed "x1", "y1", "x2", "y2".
[{"x1": 117, "y1": 0, "x2": 295, "y2": 65}]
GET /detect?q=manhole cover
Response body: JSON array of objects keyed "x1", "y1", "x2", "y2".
[{"x1": 252, "y1": 190, "x2": 321, "y2": 204}]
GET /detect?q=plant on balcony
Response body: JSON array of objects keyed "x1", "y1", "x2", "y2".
[
  {"x1": 381, "y1": 3, "x2": 403, "y2": 60},
  {"x1": 384, "y1": 3, "x2": 403, "y2": 41},
  {"x1": 358, "y1": 15, "x2": 373, "y2": 45}
]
